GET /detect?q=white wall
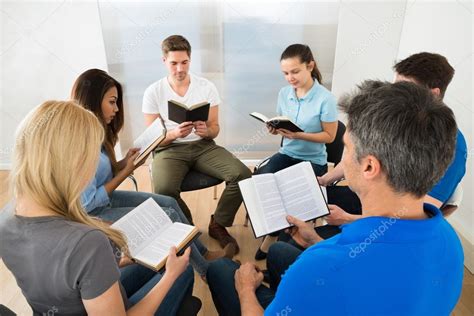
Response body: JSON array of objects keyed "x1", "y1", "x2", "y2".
[
  {"x1": 0, "y1": 0, "x2": 108, "y2": 169},
  {"x1": 397, "y1": 0, "x2": 473, "y2": 269},
  {"x1": 331, "y1": 1, "x2": 407, "y2": 100}
]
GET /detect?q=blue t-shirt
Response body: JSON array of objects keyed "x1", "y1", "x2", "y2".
[
  {"x1": 428, "y1": 129, "x2": 467, "y2": 203},
  {"x1": 265, "y1": 204, "x2": 464, "y2": 316},
  {"x1": 81, "y1": 149, "x2": 113, "y2": 212},
  {"x1": 277, "y1": 81, "x2": 338, "y2": 166}
]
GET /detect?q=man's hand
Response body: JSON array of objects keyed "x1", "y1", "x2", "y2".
[
  {"x1": 171, "y1": 121, "x2": 194, "y2": 140},
  {"x1": 193, "y1": 121, "x2": 209, "y2": 138},
  {"x1": 325, "y1": 204, "x2": 358, "y2": 226},
  {"x1": 286, "y1": 215, "x2": 321, "y2": 248},
  {"x1": 235, "y1": 263, "x2": 263, "y2": 295},
  {"x1": 277, "y1": 128, "x2": 301, "y2": 139}
]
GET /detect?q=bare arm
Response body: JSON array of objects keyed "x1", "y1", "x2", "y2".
[
  {"x1": 277, "y1": 121, "x2": 338, "y2": 143},
  {"x1": 103, "y1": 151, "x2": 141, "y2": 195},
  {"x1": 294, "y1": 121, "x2": 338, "y2": 143},
  {"x1": 239, "y1": 289, "x2": 264, "y2": 316},
  {"x1": 318, "y1": 162, "x2": 345, "y2": 186},
  {"x1": 235, "y1": 263, "x2": 265, "y2": 316}
]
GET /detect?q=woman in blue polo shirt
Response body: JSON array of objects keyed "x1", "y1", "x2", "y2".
[
  {"x1": 254, "y1": 44, "x2": 338, "y2": 260},
  {"x1": 257, "y1": 44, "x2": 338, "y2": 176}
]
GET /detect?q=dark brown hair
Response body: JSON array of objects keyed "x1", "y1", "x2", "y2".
[
  {"x1": 71, "y1": 69, "x2": 124, "y2": 173},
  {"x1": 281, "y1": 44, "x2": 322, "y2": 84},
  {"x1": 162, "y1": 35, "x2": 192, "y2": 57},
  {"x1": 393, "y1": 52, "x2": 454, "y2": 99}
]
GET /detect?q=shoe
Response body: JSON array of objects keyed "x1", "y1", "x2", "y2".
[
  {"x1": 261, "y1": 269, "x2": 270, "y2": 284},
  {"x1": 208, "y1": 215, "x2": 240, "y2": 254},
  {"x1": 203, "y1": 243, "x2": 237, "y2": 261},
  {"x1": 176, "y1": 295, "x2": 202, "y2": 316},
  {"x1": 254, "y1": 248, "x2": 267, "y2": 260}
]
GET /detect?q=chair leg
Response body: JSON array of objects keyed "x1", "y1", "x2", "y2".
[{"x1": 213, "y1": 185, "x2": 218, "y2": 200}]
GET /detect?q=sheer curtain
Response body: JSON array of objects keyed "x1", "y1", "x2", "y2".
[{"x1": 98, "y1": 0, "x2": 339, "y2": 160}]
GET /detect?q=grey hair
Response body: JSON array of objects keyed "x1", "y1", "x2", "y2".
[{"x1": 339, "y1": 80, "x2": 457, "y2": 197}]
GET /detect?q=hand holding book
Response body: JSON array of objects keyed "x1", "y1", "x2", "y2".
[
  {"x1": 285, "y1": 215, "x2": 322, "y2": 248},
  {"x1": 164, "y1": 247, "x2": 191, "y2": 280}
]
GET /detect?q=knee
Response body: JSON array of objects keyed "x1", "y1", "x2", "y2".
[
  {"x1": 206, "y1": 258, "x2": 237, "y2": 287},
  {"x1": 225, "y1": 161, "x2": 252, "y2": 183},
  {"x1": 153, "y1": 182, "x2": 181, "y2": 197},
  {"x1": 267, "y1": 242, "x2": 293, "y2": 266},
  {"x1": 162, "y1": 207, "x2": 180, "y2": 222},
  {"x1": 151, "y1": 194, "x2": 179, "y2": 209}
]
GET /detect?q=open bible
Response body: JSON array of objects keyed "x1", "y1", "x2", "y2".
[
  {"x1": 111, "y1": 198, "x2": 200, "y2": 271},
  {"x1": 239, "y1": 162, "x2": 329, "y2": 238},
  {"x1": 133, "y1": 117, "x2": 167, "y2": 165},
  {"x1": 168, "y1": 100, "x2": 210, "y2": 123},
  {"x1": 249, "y1": 112, "x2": 303, "y2": 132}
]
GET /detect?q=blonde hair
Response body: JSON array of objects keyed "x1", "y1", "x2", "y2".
[{"x1": 10, "y1": 100, "x2": 128, "y2": 253}]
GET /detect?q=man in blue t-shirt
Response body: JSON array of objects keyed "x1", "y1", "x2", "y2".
[
  {"x1": 316, "y1": 52, "x2": 467, "y2": 239},
  {"x1": 206, "y1": 80, "x2": 464, "y2": 315}
]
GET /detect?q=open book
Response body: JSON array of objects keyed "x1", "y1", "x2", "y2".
[
  {"x1": 239, "y1": 161, "x2": 329, "y2": 238},
  {"x1": 168, "y1": 100, "x2": 210, "y2": 124},
  {"x1": 111, "y1": 198, "x2": 200, "y2": 271},
  {"x1": 250, "y1": 112, "x2": 303, "y2": 132},
  {"x1": 133, "y1": 117, "x2": 167, "y2": 165}
]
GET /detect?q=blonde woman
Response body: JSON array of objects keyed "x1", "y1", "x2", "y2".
[{"x1": 0, "y1": 101, "x2": 196, "y2": 315}]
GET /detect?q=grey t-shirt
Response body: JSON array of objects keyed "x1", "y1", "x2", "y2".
[{"x1": 0, "y1": 202, "x2": 128, "y2": 315}]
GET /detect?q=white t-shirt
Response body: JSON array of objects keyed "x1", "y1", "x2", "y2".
[{"x1": 142, "y1": 73, "x2": 221, "y2": 143}]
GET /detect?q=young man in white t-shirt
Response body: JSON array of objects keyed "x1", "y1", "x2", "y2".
[{"x1": 142, "y1": 35, "x2": 251, "y2": 253}]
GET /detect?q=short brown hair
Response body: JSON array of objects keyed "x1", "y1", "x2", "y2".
[
  {"x1": 162, "y1": 35, "x2": 191, "y2": 57},
  {"x1": 393, "y1": 52, "x2": 454, "y2": 98}
]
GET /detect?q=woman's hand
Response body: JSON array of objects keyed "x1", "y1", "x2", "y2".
[
  {"x1": 164, "y1": 247, "x2": 191, "y2": 281},
  {"x1": 266, "y1": 124, "x2": 278, "y2": 135},
  {"x1": 122, "y1": 150, "x2": 141, "y2": 175},
  {"x1": 277, "y1": 128, "x2": 301, "y2": 139},
  {"x1": 119, "y1": 254, "x2": 135, "y2": 268}
]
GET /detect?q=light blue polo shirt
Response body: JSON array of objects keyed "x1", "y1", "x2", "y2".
[
  {"x1": 277, "y1": 81, "x2": 338, "y2": 166},
  {"x1": 264, "y1": 204, "x2": 464, "y2": 315}
]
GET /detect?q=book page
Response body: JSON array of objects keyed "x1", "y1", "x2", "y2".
[
  {"x1": 134, "y1": 222, "x2": 194, "y2": 267},
  {"x1": 249, "y1": 112, "x2": 269, "y2": 123},
  {"x1": 111, "y1": 198, "x2": 172, "y2": 256},
  {"x1": 252, "y1": 174, "x2": 289, "y2": 234},
  {"x1": 275, "y1": 162, "x2": 329, "y2": 221},
  {"x1": 133, "y1": 118, "x2": 165, "y2": 157}
]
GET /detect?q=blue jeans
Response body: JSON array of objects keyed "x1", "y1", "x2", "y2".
[
  {"x1": 89, "y1": 190, "x2": 209, "y2": 276},
  {"x1": 207, "y1": 242, "x2": 302, "y2": 315},
  {"x1": 121, "y1": 263, "x2": 194, "y2": 316},
  {"x1": 255, "y1": 152, "x2": 327, "y2": 176}
]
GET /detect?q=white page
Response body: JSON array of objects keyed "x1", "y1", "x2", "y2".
[
  {"x1": 133, "y1": 118, "x2": 165, "y2": 156},
  {"x1": 134, "y1": 222, "x2": 194, "y2": 265},
  {"x1": 239, "y1": 178, "x2": 267, "y2": 237},
  {"x1": 250, "y1": 112, "x2": 269, "y2": 123},
  {"x1": 275, "y1": 162, "x2": 329, "y2": 221},
  {"x1": 252, "y1": 174, "x2": 289, "y2": 233},
  {"x1": 111, "y1": 198, "x2": 172, "y2": 256}
]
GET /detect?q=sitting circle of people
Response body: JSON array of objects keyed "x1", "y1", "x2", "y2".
[{"x1": 0, "y1": 33, "x2": 467, "y2": 315}]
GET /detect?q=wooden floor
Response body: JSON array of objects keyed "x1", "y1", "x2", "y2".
[{"x1": 0, "y1": 167, "x2": 473, "y2": 315}]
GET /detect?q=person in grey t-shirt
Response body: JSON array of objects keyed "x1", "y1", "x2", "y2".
[{"x1": 0, "y1": 100, "x2": 194, "y2": 315}]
